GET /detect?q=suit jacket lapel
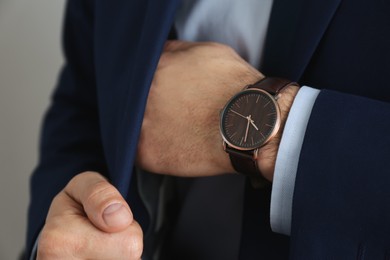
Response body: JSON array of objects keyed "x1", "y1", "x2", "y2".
[
  {"x1": 262, "y1": 0, "x2": 342, "y2": 81},
  {"x1": 94, "y1": 0, "x2": 180, "y2": 197}
]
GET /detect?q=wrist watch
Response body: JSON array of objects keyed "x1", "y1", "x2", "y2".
[{"x1": 219, "y1": 77, "x2": 298, "y2": 188}]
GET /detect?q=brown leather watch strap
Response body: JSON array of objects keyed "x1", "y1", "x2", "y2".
[
  {"x1": 227, "y1": 77, "x2": 298, "y2": 188},
  {"x1": 248, "y1": 77, "x2": 294, "y2": 94},
  {"x1": 226, "y1": 146, "x2": 260, "y2": 178},
  {"x1": 228, "y1": 148, "x2": 270, "y2": 188}
]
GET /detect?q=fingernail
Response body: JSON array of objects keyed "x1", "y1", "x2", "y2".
[{"x1": 103, "y1": 203, "x2": 131, "y2": 227}]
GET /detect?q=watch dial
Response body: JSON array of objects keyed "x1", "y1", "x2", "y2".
[{"x1": 220, "y1": 89, "x2": 280, "y2": 150}]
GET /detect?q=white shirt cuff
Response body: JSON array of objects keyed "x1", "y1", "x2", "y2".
[{"x1": 270, "y1": 86, "x2": 320, "y2": 235}]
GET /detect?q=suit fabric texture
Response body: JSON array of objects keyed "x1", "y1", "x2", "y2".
[{"x1": 27, "y1": 0, "x2": 390, "y2": 259}]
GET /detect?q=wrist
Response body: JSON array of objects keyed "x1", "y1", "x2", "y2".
[
  {"x1": 256, "y1": 84, "x2": 300, "y2": 181},
  {"x1": 218, "y1": 76, "x2": 297, "y2": 182}
]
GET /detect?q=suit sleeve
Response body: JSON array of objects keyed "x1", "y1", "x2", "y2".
[
  {"x1": 26, "y1": 0, "x2": 107, "y2": 257},
  {"x1": 290, "y1": 89, "x2": 390, "y2": 259}
]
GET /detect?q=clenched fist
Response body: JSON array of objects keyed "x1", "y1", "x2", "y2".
[
  {"x1": 37, "y1": 172, "x2": 143, "y2": 259},
  {"x1": 137, "y1": 41, "x2": 263, "y2": 177}
]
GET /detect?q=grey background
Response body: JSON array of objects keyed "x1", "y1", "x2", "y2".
[{"x1": 0, "y1": 0, "x2": 64, "y2": 258}]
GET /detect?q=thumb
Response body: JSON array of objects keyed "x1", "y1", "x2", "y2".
[{"x1": 64, "y1": 171, "x2": 133, "y2": 233}]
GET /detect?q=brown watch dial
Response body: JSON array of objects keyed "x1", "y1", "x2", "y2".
[{"x1": 220, "y1": 89, "x2": 280, "y2": 150}]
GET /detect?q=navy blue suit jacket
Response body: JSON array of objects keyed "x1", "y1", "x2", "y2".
[{"x1": 27, "y1": 0, "x2": 390, "y2": 259}]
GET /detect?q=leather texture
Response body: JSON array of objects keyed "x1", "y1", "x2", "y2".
[{"x1": 249, "y1": 77, "x2": 294, "y2": 94}]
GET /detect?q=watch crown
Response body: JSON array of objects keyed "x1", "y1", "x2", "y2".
[{"x1": 222, "y1": 141, "x2": 227, "y2": 151}]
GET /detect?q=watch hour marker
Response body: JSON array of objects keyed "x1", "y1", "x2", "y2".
[
  {"x1": 266, "y1": 124, "x2": 273, "y2": 127},
  {"x1": 256, "y1": 96, "x2": 260, "y2": 103},
  {"x1": 260, "y1": 132, "x2": 265, "y2": 139},
  {"x1": 240, "y1": 137, "x2": 244, "y2": 146},
  {"x1": 267, "y1": 112, "x2": 276, "y2": 116},
  {"x1": 264, "y1": 101, "x2": 270, "y2": 108},
  {"x1": 246, "y1": 96, "x2": 249, "y2": 103},
  {"x1": 230, "y1": 132, "x2": 237, "y2": 138},
  {"x1": 251, "y1": 137, "x2": 254, "y2": 145}
]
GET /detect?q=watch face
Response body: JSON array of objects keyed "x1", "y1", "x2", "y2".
[{"x1": 220, "y1": 89, "x2": 280, "y2": 150}]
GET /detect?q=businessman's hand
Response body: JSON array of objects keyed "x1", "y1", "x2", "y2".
[
  {"x1": 137, "y1": 41, "x2": 298, "y2": 180},
  {"x1": 37, "y1": 172, "x2": 143, "y2": 260}
]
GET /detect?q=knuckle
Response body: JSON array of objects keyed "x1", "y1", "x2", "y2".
[
  {"x1": 71, "y1": 235, "x2": 90, "y2": 258},
  {"x1": 39, "y1": 225, "x2": 88, "y2": 259},
  {"x1": 50, "y1": 192, "x2": 63, "y2": 208},
  {"x1": 85, "y1": 180, "x2": 118, "y2": 208},
  {"x1": 76, "y1": 171, "x2": 101, "y2": 182},
  {"x1": 46, "y1": 194, "x2": 62, "y2": 218},
  {"x1": 38, "y1": 229, "x2": 66, "y2": 258},
  {"x1": 123, "y1": 227, "x2": 143, "y2": 259},
  {"x1": 66, "y1": 171, "x2": 100, "y2": 191},
  {"x1": 68, "y1": 172, "x2": 86, "y2": 186}
]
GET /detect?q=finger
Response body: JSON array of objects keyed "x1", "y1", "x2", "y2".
[
  {"x1": 163, "y1": 40, "x2": 188, "y2": 52},
  {"x1": 74, "y1": 220, "x2": 144, "y2": 260},
  {"x1": 88, "y1": 220, "x2": 144, "y2": 260},
  {"x1": 40, "y1": 211, "x2": 143, "y2": 259},
  {"x1": 64, "y1": 171, "x2": 133, "y2": 233}
]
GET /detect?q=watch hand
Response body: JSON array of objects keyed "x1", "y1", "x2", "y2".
[
  {"x1": 250, "y1": 119, "x2": 259, "y2": 131},
  {"x1": 244, "y1": 118, "x2": 250, "y2": 143},
  {"x1": 230, "y1": 109, "x2": 247, "y2": 120}
]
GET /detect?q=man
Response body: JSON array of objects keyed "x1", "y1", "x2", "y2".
[{"x1": 27, "y1": 0, "x2": 390, "y2": 259}]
